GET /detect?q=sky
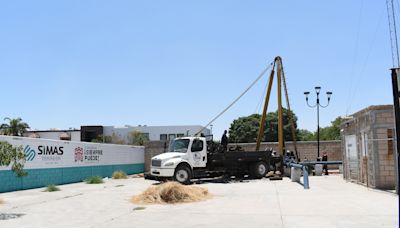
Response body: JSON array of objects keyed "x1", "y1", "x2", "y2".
[{"x1": 0, "y1": 0, "x2": 396, "y2": 137}]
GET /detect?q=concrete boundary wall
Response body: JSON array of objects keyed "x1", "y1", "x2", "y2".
[{"x1": 0, "y1": 136, "x2": 144, "y2": 192}]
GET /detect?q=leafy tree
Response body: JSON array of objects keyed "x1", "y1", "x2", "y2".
[
  {"x1": 319, "y1": 117, "x2": 342, "y2": 140},
  {"x1": 91, "y1": 134, "x2": 104, "y2": 143},
  {"x1": 129, "y1": 130, "x2": 149, "y2": 146},
  {"x1": 297, "y1": 129, "x2": 315, "y2": 141},
  {"x1": 228, "y1": 108, "x2": 298, "y2": 143},
  {"x1": 0, "y1": 117, "x2": 30, "y2": 136},
  {"x1": 296, "y1": 117, "x2": 342, "y2": 141},
  {"x1": 0, "y1": 141, "x2": 26, "y2": 177}
]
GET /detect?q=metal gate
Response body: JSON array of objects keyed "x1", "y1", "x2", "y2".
[{"x1": 345, "y1": 135, "x2": 359, "y2": 181}]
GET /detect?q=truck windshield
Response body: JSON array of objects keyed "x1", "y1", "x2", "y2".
[{"x1": 169, "y1": 139, "x2": 190, "y2": 153}]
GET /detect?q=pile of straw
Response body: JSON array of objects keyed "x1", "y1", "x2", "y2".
[{"x1": 131, "y1": 182, "x2": 211, "y2": 204}]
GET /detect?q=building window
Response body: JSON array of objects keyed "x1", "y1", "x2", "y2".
[
  {"x1": 160, "y1": 134, "x2": 167, "y2": 141},
  {"x1": 142, "y1": 133, "x2": 150, "y2": 141},
  {"x1": 388, "y1": 129, "x2": 393, "y2": 155}
]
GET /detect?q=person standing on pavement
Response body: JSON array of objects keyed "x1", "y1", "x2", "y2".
[
  {"x1": 322, "y1": 152, "x2": 328, "y2": 175},
  {"x1": 221, "y1": 130, "x2": 228, "y2": 151}
]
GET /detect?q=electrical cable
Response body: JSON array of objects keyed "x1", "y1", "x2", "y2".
[
  {"x1": 254, "y1": 77, "x2": 270, "y2": 114},
  {"x1": 347, "y1": 5, "x2": 386, "y2": 114},
  {"x1": 346, "y1": 0, "x2": 364, "y2": 116},
  {"x1": 195, "y1": 61, "x2": 274, "y2": 136}
]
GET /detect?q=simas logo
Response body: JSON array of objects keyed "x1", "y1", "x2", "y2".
[
  {"x1": 23, "y1": 145, "x2": 36, "y2": 161},
  {"x1": 74, "y1": 147, "x2": 83, "y2": 162},
  {"x1": 38, "y1": 145, "x2": 63, "y2": 155}
]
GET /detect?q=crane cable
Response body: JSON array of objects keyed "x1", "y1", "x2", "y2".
[
  {"x1": 195, "y1": 61, "x2": 274, "y2": 136},
  {"x1": 280, "y1": 62, "x2": 299, "y2": 158}
]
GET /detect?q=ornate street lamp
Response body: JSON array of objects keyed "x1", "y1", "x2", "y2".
[{"x1": 304, "y1": 87, "x2": 332, "y2": 158}]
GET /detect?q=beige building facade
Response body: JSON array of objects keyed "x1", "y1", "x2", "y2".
[{"x1": 341, "y1": 105, "x2": 397, "y2": 190}]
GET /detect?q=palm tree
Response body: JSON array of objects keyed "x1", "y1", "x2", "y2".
[{"x1": 0, "y1": 117, "x2": 30, "y2": 136}]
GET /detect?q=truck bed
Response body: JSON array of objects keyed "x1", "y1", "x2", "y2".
[{"x1": 206, "y1": 150, "x2": 272, "y2": 175}]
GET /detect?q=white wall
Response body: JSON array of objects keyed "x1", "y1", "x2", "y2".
[{"x1": 0, "y1": 135, "x2": 144, "y2": 171}]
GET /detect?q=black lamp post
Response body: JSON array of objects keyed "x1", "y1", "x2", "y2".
[{"x1": 304, "y1": 87, "x2": 332, "y2": 158}]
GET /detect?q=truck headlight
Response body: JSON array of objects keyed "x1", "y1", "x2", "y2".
[{"x1": 164, "y1": 162, "x2": 174, "y2": 166}]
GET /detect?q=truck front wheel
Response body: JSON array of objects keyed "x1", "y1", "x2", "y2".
[
  {"x1": 174, "y1": 165, "x2": 191, "y2": 185},
  {"x1": 252, "y1": 161, "x2": 268, "y2": 179}
]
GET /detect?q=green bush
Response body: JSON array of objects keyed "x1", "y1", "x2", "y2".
[
  {"x1": 45, "y1": 184, "x2": 60, "y2": 192},
  {"x1": 84, "y1": 176, "x2": 104, "y2": 184},
  {"x1": 112, "y1": 170, "x2": 127, "y2": 179}
]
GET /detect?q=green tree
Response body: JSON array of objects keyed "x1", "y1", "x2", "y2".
[
  {"x1": 319, "y1": 117, "x2": 342, "y2": 140},
  {"x1": 228, "y1": 108, "x2": 298, "y2": 143},
  {"x1": 129, "y1": 130, "x2": 149, "y2": 146},
  {"x1": 0, "y1": 141, "x2": 26, "y2": 177},
  {"x1": 0, "y1": 117, "x2": 30, "y2": 136},
  {"x1": 297, "y1": 129, "x2": 315, "y2": 141},
  {"x1": 296, "y1": 116, "x2": 342, "y2": 141}
]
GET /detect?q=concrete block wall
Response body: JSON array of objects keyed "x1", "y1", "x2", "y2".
[
  {"x1": 234, "y1": 141, "x2": 341, "y2": 161},
  {"x1": 375, "y1": 127, "x2": 396, "y2": 189},
  {"x1": 233, "y1": 141, "x2": 341, "y2": 169},
  {"x1": 144, "y1": 141, "x2": 168, "y2": 172},
  {"x1": 341, "y1": 105, "x2": 396, "y2": 190}
]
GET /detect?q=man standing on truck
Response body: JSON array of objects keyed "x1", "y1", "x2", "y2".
[{"x1": 221, "y1": 130, "x2": 228, "y2": 151}]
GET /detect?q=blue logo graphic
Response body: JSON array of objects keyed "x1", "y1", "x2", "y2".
[{"x1": 24, "y1": 145, "x2": 36, "y2": 161}]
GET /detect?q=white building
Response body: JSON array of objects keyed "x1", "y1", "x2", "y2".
[
  {"x1": 23, "y1": 129, "x2": 81, "y2": 141},
  {"x1": 102, "y1": 125, "x2": 211, "y2": 142},
  {"x1": 24, "y1": 125, "x2": 211, "y2": 143}
]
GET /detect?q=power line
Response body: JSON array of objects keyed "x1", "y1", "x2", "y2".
[
  {"x1": 347, "y1": 5, "x2": 386, "y2": 114},
  {"x1": 346, "y1": 0, "x2": 364, "y2": 116}
]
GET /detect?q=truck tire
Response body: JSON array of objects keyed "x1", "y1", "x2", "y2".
[
  {"x1": 174, "y1": 165, "x2": 191, "y2": 185},
  {"x1": 252, "y1": 161, "x2": 268, "y2": 179}
]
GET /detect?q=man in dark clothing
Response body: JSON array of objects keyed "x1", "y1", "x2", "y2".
[
  {"x1": 221, "y1": 130, "x2": 228, "y2": 151},
  {"x1": 322, "y1": 152, "x2": 328, "y2": 175}
]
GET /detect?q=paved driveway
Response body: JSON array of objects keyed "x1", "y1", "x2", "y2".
[{"x1": 0, "y1": 175, "x2": 398, "y2": 228}]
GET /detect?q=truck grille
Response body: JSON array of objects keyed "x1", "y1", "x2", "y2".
[{"x1": 152, "y1": 159, "x2": 161, "y2": 167}]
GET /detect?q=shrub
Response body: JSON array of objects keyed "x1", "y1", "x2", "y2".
[
  {"x1": 45, "y1": 184, "x2": 60, "y2": 192},
  {"x1": 0, "y1": 141, "x2": 26, "y2": 177},
  {"x1": 84, "y1": 176, "x2": 104, "y2": 184},
  {"x1": 112, "y1": 170, "x2": 127, "y2": 179}
]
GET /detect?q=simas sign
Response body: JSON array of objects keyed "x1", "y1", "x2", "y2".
[
  {"x1": 23, "y1": 145, "x2": 64, "y2": 164},
  {"x1": 0, "y1": 135, "x2": 144, "y2": 170}
]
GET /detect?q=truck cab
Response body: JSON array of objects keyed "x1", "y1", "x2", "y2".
[{"x1": 150, "y1": 137, "x2": 208, "y2": 184}]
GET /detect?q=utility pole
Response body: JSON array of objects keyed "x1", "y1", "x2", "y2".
[{"x1": 391, "y1": 68, "x2": 400, "y2": 195}]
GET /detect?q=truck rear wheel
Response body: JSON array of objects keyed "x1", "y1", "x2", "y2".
[
  {"x1": 174, "y1": 165, "x2": 191, "y2": 185},
  {"x1": 252, "y1": 161, "x2": 268, "y2": 179}
]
